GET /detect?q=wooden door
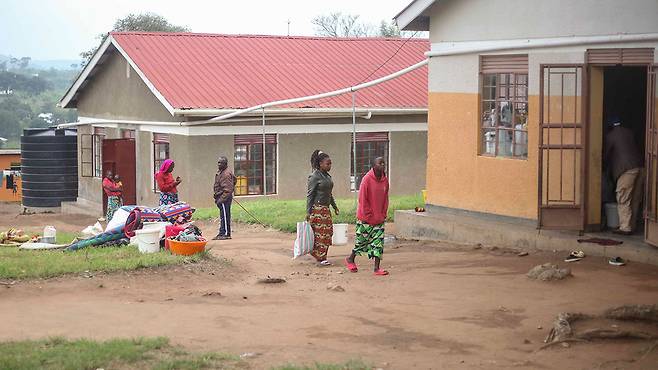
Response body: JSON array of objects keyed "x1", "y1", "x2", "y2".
[
  {"x1": 538, "y1": 65, "x2": 587, "y2": 230},
  {"x1": 102, "y1": 139, "x2": 136, "y2": 211},
  {"x1": 645, "y1": 65, "x2": 658, "y2": 246}
]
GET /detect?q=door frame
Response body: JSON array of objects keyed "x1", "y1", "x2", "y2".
[{"x1": 645, "y1": 64, "x2": 657, "y2": 245}]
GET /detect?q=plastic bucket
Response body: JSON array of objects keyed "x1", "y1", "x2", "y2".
[
  {"x1": 142, "y1": 221, "x2": 170, "y2": 239},
  {"x1": 332, "y1": 223, "x2": 348, "y2": 245},
  {"x1": 134, "y1": 228, "x2": 161, "y2": 254},
  {"x1": 605, "y1": 203, "x2": 620, "y2": 229}
]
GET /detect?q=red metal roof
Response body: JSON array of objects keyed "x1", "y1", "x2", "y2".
[{"x1": 110, "y1": 32, "x2": 428, "y2": 110}]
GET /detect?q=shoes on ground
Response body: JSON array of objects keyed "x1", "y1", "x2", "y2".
[
  {"x1": 212, "y1": 235, "x2": 231, "y2": 240},
  {"x1": 565, "y1": 250, "x2": 585, "y2": 262},
  {"x1": 608, "y1": 257, "x2": 626, "y2": 266},
  {"x1": 613, "y1": 229, "x2": 633, "y2": 236}
]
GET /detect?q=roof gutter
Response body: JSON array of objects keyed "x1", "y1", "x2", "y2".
[
  {"x1": 181, "y1": 58, "x2": 429, "y2": 126},
  {"x1": 174, "y1": 107, "x2": 426, "y2": 117},
  {"x1": 56, "y1": 112, "x2": 375, "y2": 129},
  {"x1": 426, "y1": 32, "x2": 658, "y2": 57}
]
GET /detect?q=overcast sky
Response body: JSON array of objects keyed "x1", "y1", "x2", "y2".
[{"x1": 0, "y1": 0, "x2": 413, "y2": 60}]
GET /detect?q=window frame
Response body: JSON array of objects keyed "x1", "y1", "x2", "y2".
[
  {"x1": 479, "y1": 54, "x2": 529, "y2": 160},
  {"x1": 89, "y1": 127, "x2": 106, "y2": 178},
  {"x1": 152, "y1": 133, "x2": 170, "y2": 192},
  {"x1": 233, "y1": 134, "x2": 277, "y2": 196},
  {"x1": 350, "y1": 132, "x2": 390, "y2": 191}
]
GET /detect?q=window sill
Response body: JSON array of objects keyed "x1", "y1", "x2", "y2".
[{"x1": 478, "y1": 154, "x2": 529, "y2": 161}]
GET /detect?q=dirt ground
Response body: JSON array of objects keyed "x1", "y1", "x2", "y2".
[{"x1": 1, "y1": 203, "x2": 658, "y2": 369}]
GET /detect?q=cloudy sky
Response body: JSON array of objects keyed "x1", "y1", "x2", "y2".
[{"x1": 0, "y1": 0, "x2": 413, "y2": 60}]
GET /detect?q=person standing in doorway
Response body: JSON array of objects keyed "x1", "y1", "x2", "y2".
[
  {"x1": 155, "y1": 159, "x2": 181, "y2": 206},
  {"x1": 213, "y1": 156, "x2": 237, "y2": 240},
  {"x1": 307, "y1": 150, "x2": 339, "y2": 266},
  {"x1": 345, "y1": 157, "x2": 390, "y2": 276},
  {"x1": 604, "y1": 117, "x2": 644, "y2": 235},
  {"x1": 102, "y1": 170, "x2": 122, "y2": 221}
]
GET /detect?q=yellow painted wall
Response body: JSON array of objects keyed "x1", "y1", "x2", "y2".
[
  {"x1": 0, "y1": 154, "x2": 22, "y2": 202},
  {"x1": 426, "y1": 92, "x2": 539, "y2": 219}
]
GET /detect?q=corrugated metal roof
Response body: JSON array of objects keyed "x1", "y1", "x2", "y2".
[{"x1": 110, "y1": 32, "x2": 428, "y2": 110}]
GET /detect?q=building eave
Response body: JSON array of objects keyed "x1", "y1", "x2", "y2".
[{"x1": 393, "y1": 0, "x2": 435, "y2": 31}]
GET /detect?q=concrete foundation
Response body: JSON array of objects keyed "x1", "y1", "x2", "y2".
[{"x1": 395, "y1": 205, "x2": 658, "y2": 266}]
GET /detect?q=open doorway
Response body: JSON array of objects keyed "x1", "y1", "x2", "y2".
[{"x1": 600, "y1": 66, "x2": 647, "y2": 235}]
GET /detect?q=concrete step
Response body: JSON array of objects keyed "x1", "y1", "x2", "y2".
[{"x1": 395, "y1": 208, "x2": 658, "y2": 266}]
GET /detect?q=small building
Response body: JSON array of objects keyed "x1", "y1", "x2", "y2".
[
  {"x1": 394, "y1": 0, "x2": 658, "y2": 254},
  {"x1": 59, "y1": 32, "x2": 428, "y2": 214},
  {"x1": 0, "y1": 149, "x2": 21, "y2": 202}
]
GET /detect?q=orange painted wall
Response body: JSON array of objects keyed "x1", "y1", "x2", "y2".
[
  {"x1": 0, "y1": 153, "x2": 22, "y2": 202},
  {"x1": 426, "y1": 92, "x2": 539, "y2": 219}
]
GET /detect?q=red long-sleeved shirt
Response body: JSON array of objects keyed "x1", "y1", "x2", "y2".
[
  {"x1": 156, "y1": 172, "x2": 178, "y2": 193},
  {"x1": 357, "y1": 169, "x2": 389, "y2": 225}
]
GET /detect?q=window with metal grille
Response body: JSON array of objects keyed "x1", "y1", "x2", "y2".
[
  {"x1": 234, "y1": 134, "x2": 277, "y2": 196},
  {"x1": 91, "y1": 127, "x2": 106, "y2": 177},
  {"x1": 480, "y1": 55, "x2": 528, "y2": 158},
  {"x1": 351, "y1": 132, "x2": 389, "y2": 190},
  {"x1": 153, "y1": 133, "x2": 170, "y2": 192}
]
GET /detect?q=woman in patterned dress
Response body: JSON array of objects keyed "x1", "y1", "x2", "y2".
[
  {"x1": 306, "y1": 150, "x2": 340, "y2": 266},
  {"x1": 155, "y1": 159, "x2": 181, "y2": 206},
  {"x1": 345, "y1": 157, "x2": 390, "y2": 276}
]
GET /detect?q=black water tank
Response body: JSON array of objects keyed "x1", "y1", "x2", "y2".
[{"x1": 21, "y1": 128, "x2": 78, "y2": 208}]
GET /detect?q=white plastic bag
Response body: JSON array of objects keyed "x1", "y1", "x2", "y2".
[
  {"x1": 293, "y1": 221, "x2": 314, "y2": 259},
  {"x1": 81, "y1": 222, "x2": 104, "y2": 238}
]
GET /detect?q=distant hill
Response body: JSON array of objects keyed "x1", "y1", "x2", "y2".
[
  {"x1": 0, "y1": 55, "x2": 79, "y2": 70},
  {"x1": 30, "y1": 59, "x2": 80, "y2": 70}
]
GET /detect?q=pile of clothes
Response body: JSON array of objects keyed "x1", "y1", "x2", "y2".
[
  {"x1": 66, "y1": 202, "x2": 196, "y2": 251},
  {"x1": 169, "y1": 225, "x2": 204, "y2": 242}
]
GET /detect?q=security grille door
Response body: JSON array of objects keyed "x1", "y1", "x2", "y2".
[
  {"x1": 538, "y1": 65, "x2": 587, "y2": 230},
  {"x1": 645, "y1": 65, "x2": 658, "y2": 246}
]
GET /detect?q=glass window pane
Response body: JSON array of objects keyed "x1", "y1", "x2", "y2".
[
  {"x1": 482, "y1": 129, "x2": 496, "y2": 156},
  {"x1": 497, "y1": 129, "x2": 513, "y2": 157}
]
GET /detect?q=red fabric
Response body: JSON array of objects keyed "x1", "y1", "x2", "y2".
[
  {"x1": 110, "y1": 32, "x2": 428, "y2": 110},
  {"x1": 357, "y1": 169, "x2": 389, "y2": 225},
  {"x1": 102, "y1": 178, "x2": 121, "y2": 197},
  {"x1": 156, "y1": 172, "x2": 177, "y2": 193}
]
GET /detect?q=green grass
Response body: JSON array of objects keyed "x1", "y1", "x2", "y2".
[
  {"x1": 194, "y1": 194, "x2": 423, "y2": 233},
  {"x1": 0, "y1": 245, "x2": 210, "y2": 280},
  {"x1": 272, "y1": 360, "x2": 371, "y2": 370},
  {"x1": 0, "y1": 337, "x2": 247, "y2": 370}
]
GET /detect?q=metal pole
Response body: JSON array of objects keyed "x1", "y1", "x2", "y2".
[
  {"x1": 352, "y1": 91, "x2": 357, "y2": 207},
  {"x1": 262, "y1": 107, "x2": 266, "y2": 196}
]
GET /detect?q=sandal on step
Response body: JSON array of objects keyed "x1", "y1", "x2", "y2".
[
  {"x1": 345, "y1": 257, "x2": 358, "y2": 273},
  {"x1": 374, "y1": 269, "x2": 389, "y2": 276}
]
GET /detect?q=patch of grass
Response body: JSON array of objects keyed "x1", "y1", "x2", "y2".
[
  {"x1": 194, "y1": 194, "x2": 423, "y2": 233},
  {"x1": 0, "y1": 337, "x2": 246, "y2": 370},
  {"x1": 0, "y1": 245, "x2": 209, "y2": 280},
  {"x1": 272, "y1": 359, "x2": 371, "y2": 370}
]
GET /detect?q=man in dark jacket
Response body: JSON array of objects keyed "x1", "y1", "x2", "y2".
[
  {"x1": 213, "y1": 156, "x2": 237, "y2": 240},
  {"x1": 604, "y1": 117, "x2": 644, "y2": 235}
]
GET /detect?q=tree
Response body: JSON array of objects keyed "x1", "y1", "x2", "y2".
[
  {"x1": 80, "y1": 13, "x2": 190, "y2": 66},
  {"x1": 19, "y1": 57, "x2": 31, "y2": 69},
  {"x1": 312, "y1": 12, "x2": 372, "y2": 38},
  {"x1": 379, "y1": 21, "x2": 401, "y2": 38}
]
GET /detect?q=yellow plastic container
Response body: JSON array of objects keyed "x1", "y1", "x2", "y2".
[{"x1": 421, "y1": 190, "x2": 427, "y2": 204}]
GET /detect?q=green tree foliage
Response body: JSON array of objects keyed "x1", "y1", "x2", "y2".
[
  {"x1": 80, "y1": 13, "x2": 190, "y2": 66},
  {"x1": 379, "y1": 21, "x2": 401, "y2": 38},
  {"x1": 0, "y1": 68, "x2": 79, "y2": 145}
]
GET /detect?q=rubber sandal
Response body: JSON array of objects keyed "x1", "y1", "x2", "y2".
[
  {"x1": 374, "y1": 269, "x2": 389, "y2": 276},
  {"x1": 319, "y1": 260, "x2": 332, "y2": 267},
  {"x1": 345, "y1": 257, "x2": 358, "y2": 273}
]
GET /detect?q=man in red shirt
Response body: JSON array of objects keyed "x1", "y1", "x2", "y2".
[
  {"x1": 102, "y1": 170, "x2": 122, "y2": 221},
  {"x1": 345, "y1": 157, "x2": 390, "y2": 276}
]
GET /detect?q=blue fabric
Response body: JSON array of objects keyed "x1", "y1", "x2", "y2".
[{"x1": 217, "y1": 197, "x2": 232, "y2": 237}]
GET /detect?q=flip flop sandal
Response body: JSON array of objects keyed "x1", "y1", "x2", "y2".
[
  {"x1": 572, "y1": 250, "x2": 585, "y2": 258},
  {"x1": 319, "y1": 260, "x2": 332, "y2": 267},
  {"x1": 344, "y1": 257, "x2": 358, "y2": 273},
  {"x1": 374, "y1": 269, "x2": 389, "y2": 276}
]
